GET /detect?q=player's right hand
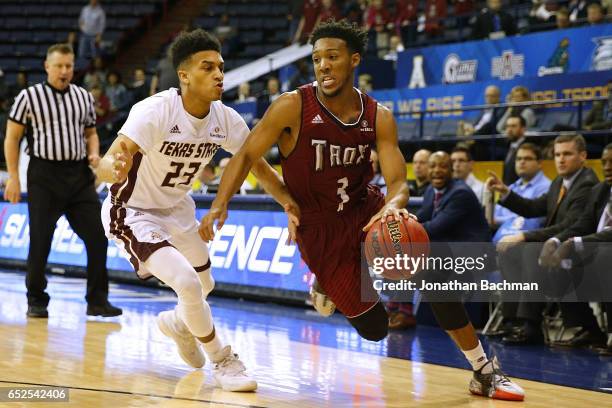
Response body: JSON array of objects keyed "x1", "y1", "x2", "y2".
[
  {"x1": 485, "y1": 170, "x2": 509, "y2": 195},
  {"x1": 3, "y1": 177, "x2": 21, "y2": 204},
  {"x1": 199, "y1": 202, "x2": 228, "y2": 242},
  {"x1": 112, "y1": 141, "x2": 133, "y2": 183}
]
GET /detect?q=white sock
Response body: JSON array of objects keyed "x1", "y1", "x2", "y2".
[
  {"x1": 462, "y1": 341, "x2": 488, "y2": 371},
  {"x1": 201, "y1": 335, "x2": 224, "y2": 361}
]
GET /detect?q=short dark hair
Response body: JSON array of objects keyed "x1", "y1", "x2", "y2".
[
  {"x1": 170, "y1": 29, "x2": 221, "y2": 70},
  {"x1": 517, "y1": 142, "x2": 542, "y2": 161},
  {"x1": 46, "y1": 43, "x2": 74, "y2": 58},
  {"x1": 451, "y1": 144, "x2": 473, "y2": 161},
  {"x1": 507, "y1": 115, "x2": 526, "y2": 128},
  {"x1": 309, "y1": 19, "x2": 368, "y2": 56},
  {"x1": 554, "y1": 133, "x2": 586, "y2": 152}
]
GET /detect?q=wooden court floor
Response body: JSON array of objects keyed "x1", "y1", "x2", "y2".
[{"x1": 0, "y1": 273, "x2": 610, "y2": 407}]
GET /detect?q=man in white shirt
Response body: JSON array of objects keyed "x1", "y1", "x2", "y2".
[
  {"x1": 78, "y1": 0, "x2": 106, "y2": 59},
  {"x1": 96, "y1": 29, "x2": 297, "y2": 392},
  {"x1": 451, "y1": 145, "x2": 484, "y2": 204}
]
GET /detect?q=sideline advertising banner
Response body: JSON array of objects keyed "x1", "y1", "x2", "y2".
[
  {"x1": 371, "y1": 70, "x2": 610, "y2": 121},
  {"x1": 0, "y1": 204, "x2": 311, "y2": 294},
  {"x1": 396, "y1": 24, "x2": 612, "y2": 88}
]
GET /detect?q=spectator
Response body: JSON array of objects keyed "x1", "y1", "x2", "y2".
[
  {"x1": 459, "y1": 85, "x2": 503, "y2": 136},
  {"x1": 343, "y1": 0, "x2": 368, "y2": 25},
  {"x1": 502, "y1": 115, "x2": 527, "y2": 186},
  {"x1": 365, "y1": 0, "x2": 392, "y2": 56},
  {"x1": 555, "y1": 7, "x2": 572, "y2": 29},
  {"x1": 453, "y1": 0, "x2": 475, "y2": 33},
  {"x1": 208, "y1": 157, "x2": 253, "y2": 195},
  {"x1": 487, "y1": 134, "x2": 598, "y2": 345},
  {"x1": 568, "y1": 0, "x2": 589, "y2": 22},
  {"x1": 423, "y1": 0, "x2": 447, "y2": 39},
  {"x1": 586, "y1": 2, "x2": 605, "y2": 24},
  {"x1": 264, "y1": 77, "x2": 281, "y2": 103},
  {"x1": 472, "y1": 0, "x2": 517, "y2": 39},
  {"x1": 288, "y1": 58, "x2": 314, "y2": 91},
  {"x1": 150, "y1": 48, "x2": 179, "y2": 94},
  {"x1": 451, "y1": 145, "x2": 484, "y2": 204},
  {"x1": 319, "y1": 0, "x2": 342, "y2": 22},
  {"x1": 408, "y1": 149, "x2": 431, "y2": 197},
  {"x1": 383, "y1": 35, "x2": 405, "y2": 62},
  {"x1": 529, "y1": 0, "x2": 558, "y2": 26},
  {"x1": 492, "y1": 143, "x2": 551, "y2": 243},
  {"x1": 417, "y1": 151, "x2": 490, "y2": 242},
  {"x1": 104, "y1": 71, "x2": 129, "y2": 113},
  {"x1": 288, "y1": 1, "x2": 304, "y2": 43},
  {"x1": 539, "y1": 144, "x2": 612, "y2": 354},
  {"x1": 584, "y1": 80, "x2": 612, "y2": 130},
  {"x1": 294, "y1": 0, "x2": 322, "y2": 44},
  {"x1": 496, "y1": 86, "x2": 536, "y2": 134},
  {"x1": 358, "y1": 73, "x2": 373, "y2": 93},
  {"x1": 83, "y1": 57, "x2": 107, "y2": 91},
  {"x1": 215, "y1": 14, "x2": 238, "y2": 54},
  {"x1": 78, "y1": 0, "x2": 106, "y2": 60},
  {"x1": 8, "y1": 71, "x2": 28, "y2": 102},
  {"x1": 130, "y1": 68, "x2": 149, "y2": 102},
  {"x1": 395, "y1": 0, "x2": 418, "y2": 46},
  {"x1": 90, "y1": 85, "x2": 111, "y2": 126},
  {"x1": 235, "y1": 82, "x2": 256, "y2": 103}
]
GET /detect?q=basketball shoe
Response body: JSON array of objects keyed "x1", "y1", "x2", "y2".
[
  {"x1": 469, "y1": 357, "x2": 524, "y2": 401},
  {"x1": 210, "y1": 345, "x2": 257, "y2": 392},
  {"x1": 310, "y1": 279, "x2": 336, "y2": 317},
  {"x1": 157, "y1": 309, "x2": 206, "y2": 368}
]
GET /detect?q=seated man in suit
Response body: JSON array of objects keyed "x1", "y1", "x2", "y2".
[
  {"x1": 486, "y1": 133, "x2": 599, "y2": 344},
  {"x1": 538, "y1": 143, "x2": 612, "y2": 353},
  {"x1": 492, "y1": 143, "x2": 551, "y2": 244},
  {"x1": 418, "y1": 151, "x2": 490, "y2": 242}
]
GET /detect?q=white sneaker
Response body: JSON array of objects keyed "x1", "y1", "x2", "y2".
[
  {"x1": 157, "y1": 310, "x2": 206, "y2": 369},
  {"x1": 211, "y1": 346, "x2": 257, "y2": 392},
  {"x1": 310, "y1": 280, "x2": 336, "y2": 317}
]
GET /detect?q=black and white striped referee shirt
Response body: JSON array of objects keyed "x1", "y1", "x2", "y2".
[{"x1": 8, "y1": 82, "x2": 96, "y2": 161}]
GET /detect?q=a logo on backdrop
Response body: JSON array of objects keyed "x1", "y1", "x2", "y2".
[
  {"x1": 443, "y1": 54, "x2": 477, "y2": 83},
  {"x1": 538, "y1": 38, "x2": 569, "y2": 77},
  {"x1": 409, "y1": 55, "x2": 427, "y2": 89},
  {"x1": 591, "y1": 36, "x2": 612, "y2": 71},
  {"x1": 491, "y1": 50, "x2": 525, "y2": 80}
]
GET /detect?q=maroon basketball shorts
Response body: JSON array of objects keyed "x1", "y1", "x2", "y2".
[{"x1": 296, "y1": 186, "x2": 385, "y2": 318}]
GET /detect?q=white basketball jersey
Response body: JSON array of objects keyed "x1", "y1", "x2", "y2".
[{"x1": 110, "y1": 88, "x2": 248, "y2": 209}]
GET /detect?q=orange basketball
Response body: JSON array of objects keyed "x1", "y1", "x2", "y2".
[{"x1": 364, "y1": 215, "x2": 430, "y2": 280}]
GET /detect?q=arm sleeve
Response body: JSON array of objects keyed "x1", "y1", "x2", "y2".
[
  {"x1": 8, "y1": 89, "x2": 30, "y2": 125},
  {"x1": 117, "y1": 99, "x2": 163, "y2": 152},
  {"x1": 222, "y1": 107, "x2": 250, "y2": 155},
  {"x1": 500, "y1": 190, "x2": 549, "y2": 218}
]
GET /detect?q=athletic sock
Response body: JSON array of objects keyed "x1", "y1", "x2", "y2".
[{"x1": 462, "y1": 341, "x2": 489, "y2": 372}]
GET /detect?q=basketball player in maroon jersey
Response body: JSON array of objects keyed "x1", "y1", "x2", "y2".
[{"x1": 201, "y1": 20, "x2": 524, "y2": 401}]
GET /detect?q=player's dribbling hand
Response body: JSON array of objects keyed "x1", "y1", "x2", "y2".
[
  {"x1": 112, "y1": 141, "x2": 133, "y2": 183},
  {"x1": 362, "y1": 206, "x2": 416, "y2": 232},
  {"x1": 199, "y1": 203, "x2": 228, "y2": 242},
  {"x1": 283, "y1": 202, "x2": 300, "y2": 245},
  {"x1": 88, "y1": 154, "x2": 101, "y2": 168}
]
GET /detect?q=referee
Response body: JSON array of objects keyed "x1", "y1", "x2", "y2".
[{"x1": 3, "y1": 44, "x2": 121, "y2": 318}]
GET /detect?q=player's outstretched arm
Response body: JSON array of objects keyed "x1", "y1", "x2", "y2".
[
  {"x1": 96, "y1": 134, "x2": 140, "y2": 184},
  {"x1": 200, "y1": 93, "x2": 300, "y2": 242},
  {"x1": 363, "y1": 105, "x2": 411, "y2": 231}
]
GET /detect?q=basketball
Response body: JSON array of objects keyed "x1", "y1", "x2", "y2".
[{"x1": 364, "y1": 215, "x2": 430, "y2": 280}]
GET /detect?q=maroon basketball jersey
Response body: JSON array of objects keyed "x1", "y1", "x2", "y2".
[{"x1": 281, "y1": 83, "x2": 378, "y2": 223}]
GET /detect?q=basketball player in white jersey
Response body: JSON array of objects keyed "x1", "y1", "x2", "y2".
[{"x1": 96, "y1": 29, "x2": 297, "y2": 392}]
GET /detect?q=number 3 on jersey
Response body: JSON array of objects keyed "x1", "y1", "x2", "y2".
[{"x1": 337, "y1": 177, "x2": 349, "y2": 211}]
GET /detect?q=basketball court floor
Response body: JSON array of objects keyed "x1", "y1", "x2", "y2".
[{"x1": 0, "y1": 270, "x2": 610, "y2": 407}]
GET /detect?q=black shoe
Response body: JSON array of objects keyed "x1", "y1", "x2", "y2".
[
  {"x1": 550, "y1": 328, "x2": 606, "y2": 349},
  {"x1": 87, "y1": 302, "x2": 122, "y2": 317},
  {"x1": 502, "y1": 322, "x2": 543, "y2": 345},
  {"x1": 27, "y1": 305, "x2": 48, "y2": 318}
]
